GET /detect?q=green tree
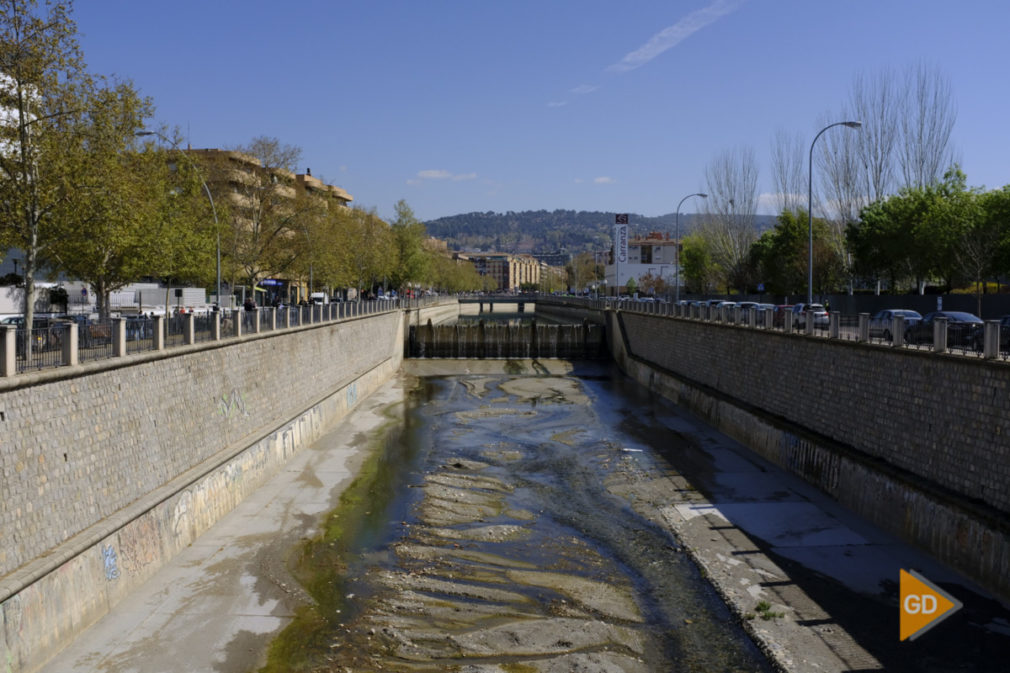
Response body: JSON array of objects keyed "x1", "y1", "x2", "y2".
[
  {"x1": 388, "y1": 200, "x2": 429, "y2": 294},
  {"x1": 680, "y1": 234, "x2": 719, "y2": 295},
  {"x1": 48, "y1": 86, "x2": 217, "y2": 319},
  {"x1": 752, "y1": 210, "x2": 841, "y2": 298},
  {"x1": 342, "y1": 207, "x2": 393, "y2": 298},
  {"x1": 0, "y1": 0, "x2": 86, "y2": 354},
  {"x1": 849, "y1": 167, "x2": 979, "y2": 294},
  {"x1": 983, "y1": 185, "x2": 1010, "y2": 282}
]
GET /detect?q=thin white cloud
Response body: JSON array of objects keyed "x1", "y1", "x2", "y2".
[
  {"x1": 409, "y1": 169, "x2": 478, "y2": 185},
  {"x1": 548, "y1": 101, "x2": 568, "y2": 108},
  {"x1": 607, "y1": 0, "x2": 744, "y2": 74},
  {"x1": 756, "y1": 192, "x2": 786, "y2": 215},
  {"x1": 594, "y1": 176, "x2": 615, "y2": 184},
  {"x1": 570, "y1": 84, "x2": 598, "y2": 95}
]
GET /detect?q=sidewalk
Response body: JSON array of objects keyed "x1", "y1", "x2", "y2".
[{"x1": 36, "y1": 375, "x2": 408, "y2": 673}]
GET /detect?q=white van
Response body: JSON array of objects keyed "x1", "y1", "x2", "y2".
[{"x1": 309, "y1": 292, "x2": 329, "y2": 305}]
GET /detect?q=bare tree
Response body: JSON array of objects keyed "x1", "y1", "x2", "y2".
[
  {"x1": 770, "y1": 129, "x2": 805, "y2": 215},
  {"x1": 850, "y1": 68, "x2": 900, "y2": 203},
  {"x1": 899, "y1": 63, "x2": 957, "y2": 189},
  {"x1": 816, "y1": 114, "x2": 863, "y2": 230},
  {"x1": 700, "y1": 146, "x2": 759, "y2": 292},
  {"x1": 235, "y1": 136, "x2": 302, "y2": 174}
]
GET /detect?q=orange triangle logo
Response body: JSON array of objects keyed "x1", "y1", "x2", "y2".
[{"x1": 900, "y1": 569, "x2": 963, "y2": 641}]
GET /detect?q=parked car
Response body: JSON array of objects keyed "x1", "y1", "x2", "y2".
[
  {"x1": 772, "y1": 304, "x2": 794, "y2": 328},
  {"x1": 868, "y1": 309, "x2": 923, "y2": 340},
  {"x1": 905, "y1": 311, "x2": 984, "y2": 350},
  {"x1": 56, "y1": 314, "x2": 112, "y2": 347},
  {"x1": 791, "y1": 303, "x2": 829, "y2": 328}
]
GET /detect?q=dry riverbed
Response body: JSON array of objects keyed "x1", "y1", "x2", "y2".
[{"x1": 264, "y1": 361, "x2": 771, "y2": 672}]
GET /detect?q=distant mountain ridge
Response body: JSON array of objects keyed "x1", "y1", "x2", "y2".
[{"x1": 423, "y1": 209, "x2": 775, "y2": 255}]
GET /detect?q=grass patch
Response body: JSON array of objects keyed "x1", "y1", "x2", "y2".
[{"x1": 259, "y1": 408, "x2": 413, "y2": 672}]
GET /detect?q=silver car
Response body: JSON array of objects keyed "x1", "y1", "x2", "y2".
[{"x1": 868, "y1": 309, "x2": 922, "y2": 340}]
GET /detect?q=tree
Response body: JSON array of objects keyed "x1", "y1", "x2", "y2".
[
  {"x1": 388, "y1": 200, "x2": 429, "y2": 294},
  {"x1": 209, "y1": 136, "x2": 318, "y2": 293},
  {"x1": 342, "y1": 207, "x2": 393, "y2": 298},
  {"x1": 770, "y1": 129, "x2": 806, "y2": 215},
  {"x1": 900, "y1": 64, "x2": 957, "y2": 189},
  {"x1": 699, "y1": 146, "x2": 759, "y2": 293},
  {"x1": 848, "y1": 168, "x2": 977, "y2": 294},
  {"x1": 637, "y1": 271, "x2": 670, "y2": 297},
  {"x1": 983, "y1": 185, "x2": 1010, "y2": 284},
  {"x1": 848, "y1": 68, "x2": 901, "y2": 204},
  {"x1": 0, "y1": 0, "x2": 86, "y2": 356},
  {"x1": 47, "y1": 85, "x2": 217, "y2": 319},
  {"x1": 566, "y1": 252, "x2": 599, "y2": 294},
  {"x1": 818, "y1": 64, "x2": 958, "y2": 288},
  {"x1": 680, "y1": 234, "x2": 719, "y2": 295}
]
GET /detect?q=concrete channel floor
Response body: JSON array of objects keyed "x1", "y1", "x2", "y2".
[{"x1": 35, "y1": 363, "x2": 1010, "y2": 673}]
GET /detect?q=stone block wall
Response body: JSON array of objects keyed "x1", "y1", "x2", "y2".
[
  {"x1": 0, "y1": 310, "x2": 408, "y2": 672},
  {"x1": 610, "y1": 310, "x2": 1010, "y2": 599},
  {"x1": 617, "y1": 312, "x2": 1010, "y2": 516}
]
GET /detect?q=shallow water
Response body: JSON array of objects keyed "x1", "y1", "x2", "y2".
[{"x1": 268, "y1": 361, "x2": 770, "y2": 672}]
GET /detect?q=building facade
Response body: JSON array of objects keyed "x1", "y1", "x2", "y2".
[
  {"x1": 456, "y1": 252, "x2": 544, "y2": 292},
  {"x1": 189, "y1": 150, "x2": 353, "y2": 304},
  {"x1": 605, "y1": 230, "x2": 679, "y2": 295}
]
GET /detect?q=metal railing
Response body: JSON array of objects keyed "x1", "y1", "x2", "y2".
[
  {"x1": 536, "y1": 295, "x2": 1008, "y2": 362},
  {"x1": 0, "y1": 295, "x2": 456, "y2": 379}
]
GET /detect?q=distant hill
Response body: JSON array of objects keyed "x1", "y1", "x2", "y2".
[{"x1": 423, "y1": 209, "x2": 776, "y2": 255}]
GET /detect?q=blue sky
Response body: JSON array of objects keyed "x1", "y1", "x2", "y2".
[{"x1": 74, "y1": 0, "x2": 1010, "y2": 223}]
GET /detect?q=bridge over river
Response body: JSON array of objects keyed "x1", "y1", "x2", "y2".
[{"x1": 5, "y1": 298, "x2": 1009, "y2": 673}]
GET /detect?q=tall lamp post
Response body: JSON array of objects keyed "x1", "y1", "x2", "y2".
[
  {"x1": 807, "y1": 121, "x2": 860, "y2": 305},
  {"x1": 675, "y1": 192, "x2": 707, "y2": 305},
  {"x1": 136, "y1": 131, "x2": 222, "y2": 308}
]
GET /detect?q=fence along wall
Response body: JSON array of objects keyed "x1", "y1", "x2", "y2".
[
  {"x1": 609, "y1": 310, "x2": 1010, "y2": 600},
  {"x1": 0, "y1": 310, "x2": 406, "y2": 673}
]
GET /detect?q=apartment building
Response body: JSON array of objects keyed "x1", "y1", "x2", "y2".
[
  {"x1": 456, "y1": 252, "x2": 543, "y2": 292},
  {"x1": 189, "y1": 149, "x2": 353, "y2": 304}
]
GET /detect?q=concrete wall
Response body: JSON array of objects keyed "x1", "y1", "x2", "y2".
[
  {"x1": 0, "y1": 307, "x2": 422, "y2": 673},
  {"x1": 601, "y1": 308, "x2": 1010, "y2": 601}
]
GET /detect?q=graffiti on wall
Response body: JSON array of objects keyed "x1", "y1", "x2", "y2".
[
  {"x1": 346, "y1": 382, "x2": 358, "y2": 409},
  {"x1": 218, "y1": 388, "x2": 248, "y2": 418},
  {"x1": 118, "y1": 515, "x2": 162, "y2": 575},
  {"x1": 102, "y1": 544, "x2": 120, "y2": 581}
]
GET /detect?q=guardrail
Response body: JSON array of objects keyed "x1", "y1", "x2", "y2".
[
  {"x1": 0, "y1": 295, "x2": 454, "y2": 378},
  {"x1": 536, "y1": 295, "x2": 1010, "y2": 361}
]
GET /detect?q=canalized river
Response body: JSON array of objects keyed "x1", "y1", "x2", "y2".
[{"x1": 267, "y1": 359, "x2": 771, "y2": 672}]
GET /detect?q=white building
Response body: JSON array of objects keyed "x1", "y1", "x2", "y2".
[{"x1": 605, "y1": 226, "x2": 680, "y2": 295}]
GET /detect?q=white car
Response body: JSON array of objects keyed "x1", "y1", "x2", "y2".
[{"x1": 792, "y1": 303, "x2": 829, "y2": 328}]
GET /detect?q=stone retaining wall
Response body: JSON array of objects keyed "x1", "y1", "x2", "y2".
[
  {"x1": 0, "y1": 308, "x2": 415, "y2": 673},
  {"x1": 604, "y1": 309, "x2": 1010, "y2": 600}
]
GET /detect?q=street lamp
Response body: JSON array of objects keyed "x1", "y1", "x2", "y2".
[
  {"x1": 807, "y1": 121, "x2": 861, "y2": 305},
  {"x1": 135, "y1": 131, "x2": 222, "y2": 308},
  {"x1": 675, "y1": 192, "x2": 707, "y2": 305}
]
